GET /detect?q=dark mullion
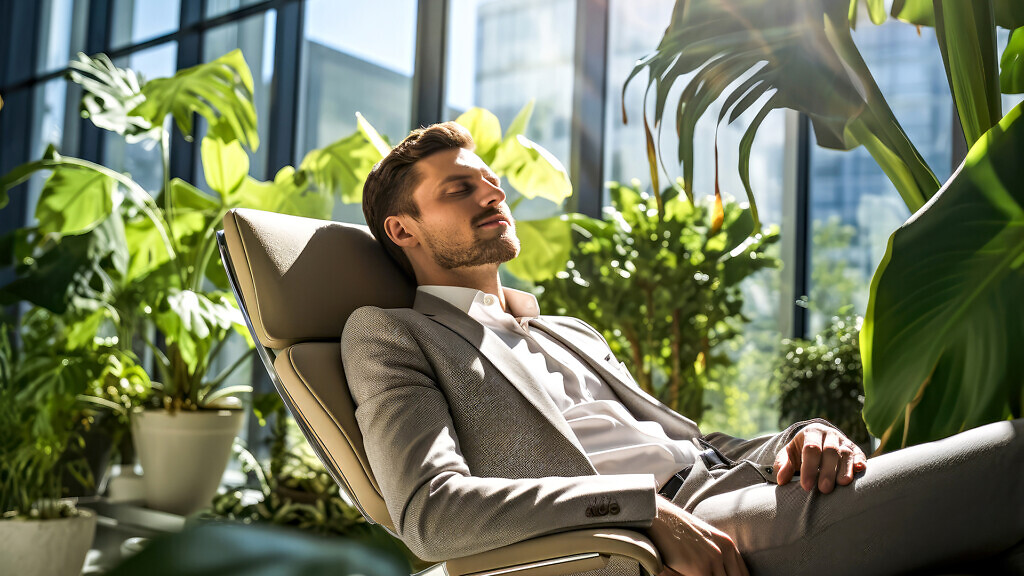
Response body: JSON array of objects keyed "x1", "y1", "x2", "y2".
[
  {"x1": 169, "y1": 0, "x2": 204, "y2": 183},
  {"x1": 793, "y1": 113, "x2": 812, "y2": 339},
  {"x1": 569, "y1": 0, "x2": 609, "y2": 218},
  {"x1": 411, "y1": 0, "x2": 447, "y2": 129},
  {"x1": 265, "y1": 0, "x2": 302, "y2": 176},
  {"x1": 78, "y1": 0, "x2": 113, "y2": 164}
]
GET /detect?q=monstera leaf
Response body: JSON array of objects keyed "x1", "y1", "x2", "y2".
[
  {"x1": 130, "y1": 49, "x2": 258, "y2": 150},
  {"x1": 625, "y1": 0, "x2": 940, "y2": 226},
  {"x1": 68, "y1": 52, "x2": 155, "y2": 141},
  {"x1": 298, "y1": 113, "x2": 387, "y2": 204},
  {"x1": 891, "y1": 0, "x2": 1024, "y2": 28},
  {"x1": 862, "y1": 102, "x2": 1024, "y2": 452}
]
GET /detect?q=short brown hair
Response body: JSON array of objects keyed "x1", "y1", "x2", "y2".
[{"x1": 362, "y1": 121, "x2": 474, "y2": 280}]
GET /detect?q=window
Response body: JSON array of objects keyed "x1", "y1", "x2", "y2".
[
  {"x1": 446, "y1": 0, "x2": 576, "y2": 221},
  {"x1": 35, "y1": 0, "x2": 88, "y2": 75},
  {"x1": 296, "y1": 0, "x2": 418, "y2": 224},
  {"x1": 195, "y1": 10, "x2": 276, "y2": 185},
  {"x1": 110, "y1": 0, "x2": 181, "y2": 49},
  {"x1": 807, "y1": 19, "x2": 953, "y2": 336}
]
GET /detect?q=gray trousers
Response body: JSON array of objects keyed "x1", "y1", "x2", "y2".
[{"x1": 682, "y1": 419, "x2": 1024, "y2": 575}]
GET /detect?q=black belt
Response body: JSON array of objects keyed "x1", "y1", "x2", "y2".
[{"x1": 658, "y1": 447, "x2": 729, "y2": 499}]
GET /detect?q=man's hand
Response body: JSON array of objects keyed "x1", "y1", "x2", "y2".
[
  {"x1": 648, "y1": 496, "x2": 749, "y2": 576},
  {"x1": 774, "y1": 423, "x2": 867, "y2": 494}
]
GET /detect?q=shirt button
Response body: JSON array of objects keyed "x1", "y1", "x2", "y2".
[{"x1": 484, "y1": 295, "x2": 496, "y2": 306}]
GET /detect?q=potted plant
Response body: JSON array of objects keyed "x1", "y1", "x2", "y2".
[
  {"x1": 0, "y1": 322, "x2": 98, "y2": 576},
  {"x1": 530, "y1": 181, "x2": 778, "y2": 421},
  {"x1": 625, "y1": 0, "x2": 1024, "y2": 451},
  {"x1": 0, "y1": 50, "x2": 384, "y2": 515}
]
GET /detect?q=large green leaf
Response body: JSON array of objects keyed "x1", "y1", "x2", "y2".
[
  {"x1": 892, "y1": 0, "x2": 1024, "y2": 29},
  {"x1": 848, "y1": 0, "x2": 887, "y2": 28},
  {"x1": 227, "y1": 166, "x2": 332, "y2": 219},
  {"x1": 862, "y1": 101, "x2": 1024, "y2": 452},
  {"x1": 156, "y1": 289, "x2": 241, "y2": 369},
  {"x1": 35, "y1": 165, "x2": 115, "y2": 236},
  {"x1": 298, "y1": 127, "x2": 385, "y2": 205},
  {"x1": 201, "y1": 121, "x2": 249, "y2": 197},
  {"x1": 1001, "y1": 26, "x2": 1024, "y2": 94},
  {"x1": 67, "y1": 52, "x2": 155, "y2": 141},
  {"x1": 932, "y1": 2, "x2": 1002, "y2": 149},
  {"x1": 625, "y1": 0, "x2": 939, "y2": 225},
  {"x1": 502, "y1": 215, "x2": 575, "y2": 282},
  {"x1": 492, "y1": 135, "x2": 572, "y2": 205},
  {"x1": 130, "y1": 49, "x2": 258, "y2": 150},
  {"x1": 455, "y1": 107, "x2": 502, "y2": 164}
]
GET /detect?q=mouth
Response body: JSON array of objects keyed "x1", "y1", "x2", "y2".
[{"x1": 476, "y1": 214, "x2": 510, "y2": 229}]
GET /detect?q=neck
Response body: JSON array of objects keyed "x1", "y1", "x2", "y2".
[{"x1": 416, "y1": 265, "x2": 506, "y2": 310}]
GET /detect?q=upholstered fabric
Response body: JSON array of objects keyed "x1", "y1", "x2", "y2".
[{"x1": 222, "y1": 209, "x2": 415, "y2": 349}]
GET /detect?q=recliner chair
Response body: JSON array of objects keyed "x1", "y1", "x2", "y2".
[{"x1": 217, "y1": 208, "x2": 663, "y2": 576}]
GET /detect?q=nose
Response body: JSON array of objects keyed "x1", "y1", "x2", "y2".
[{"x1": 479, "y1": 176, "x2": 505, "y2": 206}]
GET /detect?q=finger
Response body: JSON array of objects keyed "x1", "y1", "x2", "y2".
[
  {"x1": 817, "y1": 433, "x2": 842, "y2": 493},
  {"x1": 837, "y1": 443, "x2": 856, "y2": 485},
  {"x1": 774, "y1": 447, "x2": 794, "y2": 485},
  {"x1": 853, "y1": 446, "x2": 868, "y2": 471},
  {"x1": 800, "y1": 429, "x2": 824, "y2": 491}
]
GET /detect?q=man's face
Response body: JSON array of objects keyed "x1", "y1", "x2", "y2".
[{"x1": 404, "y1": 147, "x2": 520, "y2": 270}]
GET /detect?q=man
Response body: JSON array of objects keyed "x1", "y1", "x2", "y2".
[{"x1": 342, "y1": 122, "x2": 1024, "y2": 576}]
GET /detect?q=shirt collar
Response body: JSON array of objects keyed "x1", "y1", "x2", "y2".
[{"x1": 417, "y1": 285, "x2": 540, "y2": 318}]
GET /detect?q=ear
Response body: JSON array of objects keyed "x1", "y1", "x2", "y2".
[{"x1": 384, "y1": 214, "x2": 419, "y2": 248}]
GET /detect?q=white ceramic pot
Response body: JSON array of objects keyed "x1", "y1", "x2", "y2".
[
  {"x1": 132, "y1": 408, "x2": 244, "y2": 516},
  {"x1": 0, "y1": 509, "x2": 97, "y2": 576}
]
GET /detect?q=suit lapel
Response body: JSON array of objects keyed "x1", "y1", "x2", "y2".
[
  {"x1": 528, "y1": 317, "x2": 701, "y2": 441},
  {"x1": 413, "y1": 292, "x2": 590, "y2": 457}
]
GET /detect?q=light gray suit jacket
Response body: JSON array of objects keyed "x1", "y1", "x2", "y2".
[{"x1": 342, "y1": 292, "x2": 819, "y2": 563}]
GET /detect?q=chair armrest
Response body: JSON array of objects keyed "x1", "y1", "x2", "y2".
[{"x1": 442, "y1": 528, "x2": 663, "y2": 576}]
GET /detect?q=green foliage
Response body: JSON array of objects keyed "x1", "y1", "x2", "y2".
[
  {"x1": 624, "y1": 0, "x2": 940, "y2": 221},
  {"x1": 534, "y1": 182, "x2": 778, "y2": 421},
  {"x1": 106, "y1": 522, "x2": 409, "y2": 576},
  {"x1": 863, "y1": 102, "x2": 1024, "y2": 451},
  {"x1": 1, "y1": 51, "x2": 380, "y2": 413},
  {"x1": 637, "y1": 0, "x2": 1024, "y2": 453},
  {"x1": 773, "y1": 310, "x2": 869, "y2": 448},
  {"x1": 202, "y1": 394, "x2": 425, "y2": 570},
  {"x1": 0, "y1": 307, "x2": 150, "y2": 519}
]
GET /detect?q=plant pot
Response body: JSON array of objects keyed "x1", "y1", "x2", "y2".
[
  {"x1": 132, "y1": 408, "x2": 244, "y2": 516},
  {"x1": 0, "y1": 509, "x2": 97, "y2": 576}
]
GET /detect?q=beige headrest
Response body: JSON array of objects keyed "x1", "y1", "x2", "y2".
[{"x1": 222, "y1": 209, "x2": 416, "y2": 349}]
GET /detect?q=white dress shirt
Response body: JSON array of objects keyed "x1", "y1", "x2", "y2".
[{"x1": 418, "y1": 285, "x2": 696, "y2": 488}]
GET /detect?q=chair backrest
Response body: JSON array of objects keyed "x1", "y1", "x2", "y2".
[{"x1": 218, "y1": 208, "x2": 415, "y2": 531}]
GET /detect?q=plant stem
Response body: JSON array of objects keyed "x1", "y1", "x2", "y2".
[{"x1": 159, "y1": 128, "x2": 185, "y2": 287}]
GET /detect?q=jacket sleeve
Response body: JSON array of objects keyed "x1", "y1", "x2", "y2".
[{"x1": 341, "y1": 306, "x2": 658, "y2": 562}]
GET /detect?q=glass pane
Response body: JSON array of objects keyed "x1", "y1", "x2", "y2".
[
  {"x1": 446, "y1": 0, "x2": 576, "y2": 221},
  {"x1": 24, "y1": 78, "x2": 71, "y2": 223},
  {"x1": 35, "y1": 0, "x2": 89, "y2": 74},
  {"x1": 104, "y1": 43, "x2": 178, "y2": 195},
  {"x1": 297, "y1": 0, "x2": 418, "y2": 224},
  {"x1": 807, "y1": 20, "x2": 953, "y2": 335},
  {"x1": 196, "y1": 9, "x2": 275, "y2": 185},
  {"x1": 206, "y1": 0, "x2": 266, "y2": 19},
  {"x1": 604, "y1": 0, "x2": 788, "y2": 437},
  {"x1": 111, "y1": 0, "x2": 181, "y2": 49}
]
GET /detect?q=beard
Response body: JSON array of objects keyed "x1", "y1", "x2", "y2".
[{"x1": 421, "y1": 219, "x2": 521, "y2": 270}]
